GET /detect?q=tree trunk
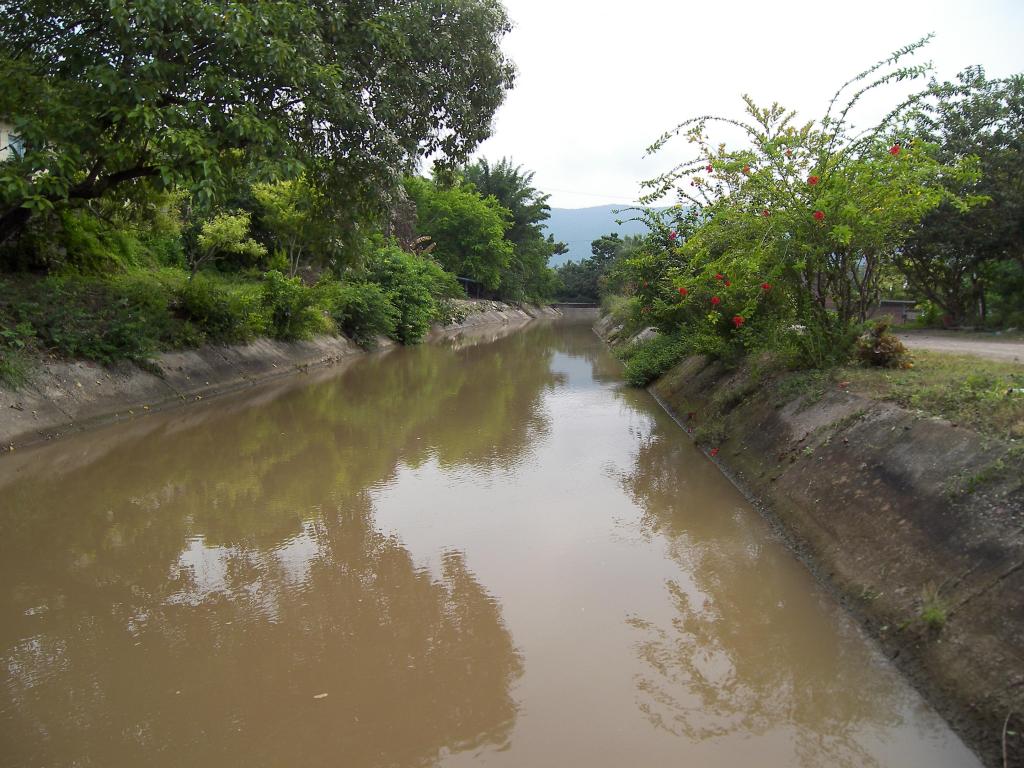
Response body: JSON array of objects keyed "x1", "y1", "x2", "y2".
[{"x1": 0, "y1": 207, "x2": 32, "y2": 247}]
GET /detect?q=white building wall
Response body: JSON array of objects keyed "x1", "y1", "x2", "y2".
[{"x1": 0, "y1": 121, "x2": 19, "y2": 161}]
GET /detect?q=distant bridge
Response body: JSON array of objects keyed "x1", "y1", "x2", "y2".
[{"x1": 551, "y1": 302, "x2": 599, "y2": 309}]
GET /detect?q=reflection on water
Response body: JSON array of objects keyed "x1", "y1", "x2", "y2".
[
  {"x1": 0, "y1": 321, "x2": 980, "y2": 767},
  {"x1": 618, "y1": 415, "x2": 918, "y2": 766}
]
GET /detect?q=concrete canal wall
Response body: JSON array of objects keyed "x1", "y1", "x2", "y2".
[
  {"x1": 0, "y1": 301, "x2": 559, "y2": 451},
  {"x1": 595, "y1": 314, "x2": 1024, "y2": 768}
]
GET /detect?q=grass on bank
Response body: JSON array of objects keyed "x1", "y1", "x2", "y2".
[
  {"x1": 765, "y1": 353, "x2": 1024, "y2": 440},
  {"x1": 837, "y1": 351, "x2": 1024, "y2": 440}
]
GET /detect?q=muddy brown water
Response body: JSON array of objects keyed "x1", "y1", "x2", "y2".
[{"x1": 0, "y1": 319, "x2": 980, "y2": 767}]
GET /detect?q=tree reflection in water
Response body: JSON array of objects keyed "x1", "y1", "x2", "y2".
[
  {"x1": 617, "y1": 409, "x2": 920, "y2": 768},
  {"x1": 0, "y1": 325, "x2": 559, "y2": 768}
]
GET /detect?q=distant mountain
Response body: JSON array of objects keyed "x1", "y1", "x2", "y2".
[{"x1": 543, "y1": 204, "x2": 651, "y2": 266}]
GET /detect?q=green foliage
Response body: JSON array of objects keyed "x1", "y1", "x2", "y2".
[
  {"x1": 253, "y1": 176, "x2": 335, "y2": 277},
  {"x1": 0, "y1": 252, "x2": 469, "y2": 369},
  {"x1": 604, "y1": 38, "x2": 986, "y2": 382},
  {"x1": 3, "y1": 207, "x2": 175, "y2": 274},
  {"x1": 894, "y1": 67, "x2": 1024, "y2": 326},
  {"x1": 260, "y1": 270, "x2": 321, "y2": 341},
  {"x1": 984, "y1": 258, "x2": 1024, "y2": 328},
  {"x1": 317, "y1": 281, "x2": 398, "y2": 349},
  {"x1": 618, "y1": 333, "x2": 689, "y2": 387},
  {"x1": 0, "y1": 0, "x2": 515, "y2": 246},
  {"x1": 462, "y1": 157, "x2": 564, "y2": 300},
  {"x1": 556, "y1": 233, "x2": 643, "y2": 302},
  {"x1": 423, "y1": 262, "x2": 466, "y2": 303},
  {"x1": 914, "y1": 300, "x2": 944, "y2": 328},
  {"x1": 361, "y1": 246, "x2": 444, "y2": 344},
  {"x1": 192, "y1": 211, "x2": 266, "y2": 275},
  {"x1": 57, "y1": 209, "x2": 149, "y2": 272},
  {"x1": 602, "y1": 294, "x2": 638, "y2": 328},
  {"x1": 175, "y1": 275, "x2": 266, "y2": 344},
  {"x1": 0, "y1": 318, "x2": 36, "y2": 389},
  {"x1": 404, "y1": 176, "x2": 513, "y2": 291},
  {"x1": 463, "y1": 158, "x2": 551, "y2": 244},
  {"x1": 693, "y1": 415, "x2": 727, "y2": 447},
  {"x1": 782, "y1": 322, "x2": 863, "y2": 370},
  {"x1": 3, "y1": 273, "x2": 173, "y2": 363},
  {"x1": 918, "y1": 584, "x2": 948, "y2": 629},
  {"x1": 420, "y1": 260, "x2": 469, "y2": 326}
]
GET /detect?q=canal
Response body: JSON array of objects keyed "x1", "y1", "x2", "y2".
[{"x1": 0, "y1": 318, "x2": 979, "y2": 767}]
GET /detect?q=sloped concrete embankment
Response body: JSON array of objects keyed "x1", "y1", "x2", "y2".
[
  {"x1": 595, "y1": 315, "x2": 1023, "y2": 768},
  {"x1": 1, "y1": 301, "x2": 559, "y2": 451}
]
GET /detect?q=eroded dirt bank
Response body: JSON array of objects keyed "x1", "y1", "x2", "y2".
[
  {"x1": 596, "y1": 315, "x2": 1024, "y2": 768},
  {"x1": 0, "y1": 301, "x2": 558, "y2": 451}
]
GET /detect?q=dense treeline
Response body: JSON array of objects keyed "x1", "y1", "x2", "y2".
[
  {"x1": 593, "y1": 40, "x2": 1024, "y2": 385},
  {"x1": 554, "y1": 233, "x2": 642, "y2": 302},
  {"x1": 0, "y1": 0, "x2": 565, "y2": 388}
]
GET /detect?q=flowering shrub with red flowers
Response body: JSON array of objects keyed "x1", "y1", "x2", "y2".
[{"x1": 619, "y1": 36, "x2": 981, "y2": 370}]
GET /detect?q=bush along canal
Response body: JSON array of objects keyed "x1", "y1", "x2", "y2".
[{"x1": 0, "y1": 317, "x2": 984, "y2": 767}]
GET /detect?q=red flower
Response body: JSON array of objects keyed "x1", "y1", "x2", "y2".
[
  {"x1": 710, "y1": 448, "x2": 720, "y2": 457},
  {"x1": 890, "y1": 144, "x2": 901, "y2": 156},
  {"x1": 742, "y1": 164, "x2": 751, "y2": 174},
  {"x1": 785, "y1": 148, "x2": 793, "y2": 158},
  {"x1": 706, "y1": 164, "x2": 713, "y2": 173},
  {"x1": 761, "y1": 282, "x2": 772, "y2": 292},
  {"x1": 669, "y1": 230, "x2": 677, "y2": 240},
  {"x1": 678, "y1": 286, "x2": 688, "y2": 297},
  {"x1": 732, "y1": 315, "x2": 745, "y2": 328},
  {"x1": 710, "y1": 296, "x2": 721, "y2": 307},
  {"x1": 724, "y1": 280, "x2": 732, "y2": 287},
  {"x1": 762, "y1": 209, "x2": 771, "y2": 217},
  {"x1": 714, "y1": 273, "x2": 724, "y2": 281},
  {"x1": 813, "y1": 210, "x2": 825, "y2": 222},
  {"x1": 808, "y1": 175, "x2": 820, "y2": 186}
]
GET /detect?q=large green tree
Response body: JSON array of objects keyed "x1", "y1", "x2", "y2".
[
  {"x1": 404, "y1": 175, "x2": 513, "y2": 291},
  {"x1": 252, "y1": 176, "x2": 334, "y2": 277},
  {"x1": 894, "y1": 67, "x2": 1024, "y2": 325},
  {"x1": 462, "y1": 157, "x2": 564, "y2": 300},
  {"x1": 0, "y1": 0, "x2": 515, "y2": 247}
]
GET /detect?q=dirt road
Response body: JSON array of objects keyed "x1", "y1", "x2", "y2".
[{"x1": 897, "y1": 331, "x2": 1024, "y2": 364}]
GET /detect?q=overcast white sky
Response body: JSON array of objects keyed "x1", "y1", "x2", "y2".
[{"x1": 474, "y1": 0, "x2": 1024, "y2": 209}]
